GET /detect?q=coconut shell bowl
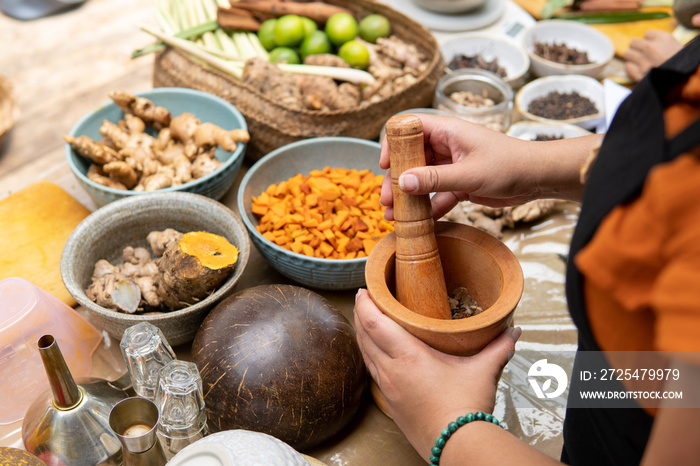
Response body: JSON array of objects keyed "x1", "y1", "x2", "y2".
[{"x1": 364, "y1": 115, "x2": 524, "y2": 413}]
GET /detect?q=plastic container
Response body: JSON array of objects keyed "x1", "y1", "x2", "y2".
[
  {"x1": 0, "y1": 277, "x2": 102, "y2": 425},
  {"x1": 434, "y1": 69, "x2": 513, "y2": 132}
]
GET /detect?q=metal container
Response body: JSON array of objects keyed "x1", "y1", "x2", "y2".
[
  {"x1": 21, "y1": 335, "x2": 131, "y2": 466},
  {"x1": 109, "y1": 397, "x2": 167, "y2": 466}
]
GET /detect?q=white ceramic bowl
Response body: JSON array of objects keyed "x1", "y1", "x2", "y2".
[
  {"x1": 521, "y1": 20, "x2": 614, "y2": 78},
  {"x1": 506, "y1": 121, "x2": 592, "y2": 140},
  {"x1": 61, "y1": 192, "x2": 251, "y2": 346},
  {"x1": 515, "y1": 75, "x2": 605, "y2": 130},
  {"x1": 441, "y1": 33, "x2": 530, "y2": 89},
  {"x1": 411, "y1": 0, "x2": 487, "y2": 14}
]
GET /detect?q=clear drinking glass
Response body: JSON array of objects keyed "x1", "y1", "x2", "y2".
[
  {"x1": 154, "y1": 360, "x2": 208, "y2": 459},
  {"x1": 119, "y1": 322, "x2": 176, "y2": 400}
]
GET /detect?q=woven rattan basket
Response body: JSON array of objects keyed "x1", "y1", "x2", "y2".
[
  {"x1": 153, "y1": 0, "x2": 444, "y2": 160},
  {"x1": 0, "y1": 74, "x2": 18, "y2": 148}
]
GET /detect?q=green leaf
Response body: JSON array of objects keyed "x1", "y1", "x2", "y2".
[
  {"x1": 556, "y1": 11, "x2": 671, "y2": 24},
  {"x1": 541, "y1": 0, "x2": 574, "y2": 19}
]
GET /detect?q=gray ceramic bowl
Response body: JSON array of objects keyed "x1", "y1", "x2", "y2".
[
  {"x1": 61, "y1": 192, "x2": 250, "y2": 346},
  {"x1": 237, "y1": 137, "x2": 383, "y2": 290},
  {"x1": 66, "y1": 87, "x2": 247, "y2": 207}
]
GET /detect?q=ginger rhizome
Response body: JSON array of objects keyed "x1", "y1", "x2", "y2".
[
  {"x1": 86, "y1": 229, "x2": 240, "y2": 313},
  {"x1": 65, "y1": 91, "x2": 250, "y2": 191},
  {"x1": 238, "y1": 35, "x2": 427, "y2": 112}
]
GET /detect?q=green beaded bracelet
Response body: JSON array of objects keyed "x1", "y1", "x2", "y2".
[{"x1": 429, "y1": 411, "x2": 504, "y2": 465}]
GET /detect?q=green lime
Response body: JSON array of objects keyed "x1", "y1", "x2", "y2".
[
  {"x1": 257, "y1": 18, "x2": 278, "y2": 51},
  {"x1": 274, "y1": 15, "x2": 305, "y2": 47},
  {"x1": 338, "y1": 40, "x2": 370, "y2": 69},
  {"x1": 359, "y1": 14, "x2": 391, "y2": 43},
  {"x1": 324, "y1": 12, "x2": 359, "y2": 47},
  {"x1": 300, "y1": 17, "x2": 318, "y2": 37},
  {"x1": 299, "y1": 30, "x2": 332, "y2": 59},
  {"x1": 269, "y1": 47, "x2": 301, "y2": 64}
]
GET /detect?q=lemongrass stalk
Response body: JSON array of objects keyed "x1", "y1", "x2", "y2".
[
  {"x1": 131, "y1": 19, "x2": 220, "y2": 58},
  {"x1": 247, "y1": 32, "x2": 270, "y2": 61},
  {"x1": 139, "y1": 23, "x2": 375, "y2": 85},
  {"x1": 172, "y1": 0, "x2": 189, "y2": 32},
  {"x1": 156, "y1": 0, "x2": 178, "y2": 35},
  {"x1": 202, "y1": 0, "x2": 218, "y2": 20},
  {"x1": 193, "y1": 0, "x2": 209, "y2": 24},
  {"x1": 156, "y1": 8, "x2": 178, "y2": 36},
  {"x1": 233, "y1": 32, "x2": 257, "y2": 59},
  {"x1": 202, "y1": 31, "x2": 221, "y2": 50},
  {"x1": 183, "y1": 0, "x2": 200, "y2": 29},
  {"x1": 193, "y1": 41, "x2": 244, "y2": 61},
  {"x1": 278, "y1": 63, "x2": 376, "y2": 85},
  {"x1": 139, "y1": 24, "x2": 244, "y2": 79},
  {"x1": 216, "y1": 29, "x2": 240, "y2": 56}
]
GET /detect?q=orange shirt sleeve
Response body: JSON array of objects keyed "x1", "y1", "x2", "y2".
[{"x1": 575, "y1": 154, "x2": 700, "y2": 352}]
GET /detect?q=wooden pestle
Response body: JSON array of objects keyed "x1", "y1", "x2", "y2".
[{"x1": 385, "y1": 114, "x2": 452, "y2": 320}]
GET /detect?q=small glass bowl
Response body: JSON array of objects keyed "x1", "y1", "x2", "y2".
[{"x1": 434, "y1": 69, "x2": 513, "y2": 132}]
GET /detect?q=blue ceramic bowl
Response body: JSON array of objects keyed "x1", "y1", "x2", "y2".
[
  {"x1": 66, "y1": 87, "x2": 247, "y2": 206},
  {"x1": 237, "y1": 137, "x2": 383, "y2": 290}
]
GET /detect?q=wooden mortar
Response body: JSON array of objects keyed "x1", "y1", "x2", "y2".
[{"x1": 365, "y1": 115, "x2": 524, "y2": 415}]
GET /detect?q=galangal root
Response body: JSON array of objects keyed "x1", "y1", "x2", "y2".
[
  {"x1": 240, "y1": 35, "x2": 428, "y2": 112},
  {"x1": 86, "y1": 229, "x2": 240, "y2": 313},
  {"x1": 65, "y1": 91, "x2": 250, "y2": 191}
]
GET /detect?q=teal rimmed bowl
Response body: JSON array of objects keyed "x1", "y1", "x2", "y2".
[
  {"x1": 66, "y1": 87, "x2": 247, "y2": 206},
  {"x1": 237, "y1": 137, "x2": 383, "y2": 290}
]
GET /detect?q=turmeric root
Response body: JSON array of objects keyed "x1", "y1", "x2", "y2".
[
  {"x1": 85, "y1": 229, "x2": 238, "y2": 312},
  {"x1": 155, "y1": 231, "x2": 239, "y2": 310}
]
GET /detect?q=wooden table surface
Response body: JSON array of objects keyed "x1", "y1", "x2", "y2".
[{"x1": 0, "y1": 1, "x2": 578, "y2": 464}]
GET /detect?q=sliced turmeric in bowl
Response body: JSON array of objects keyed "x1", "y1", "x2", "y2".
[{"x1": 252, "y1": 167, "x2": 394, "y2": 259}]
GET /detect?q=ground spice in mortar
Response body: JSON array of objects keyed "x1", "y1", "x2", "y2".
[
  {"x1": 527, "y1": 91, "x2": 598, "y2": 120},
  {"x1": 533, "y1": 133, "x2": 564, "y2": 141},
  {"x1": 449, "y1": 286, "x2": 484, "y2": 319},
  {"x1": 533, "y1": 41, "x2": 591, "y2": 65},
  {"x1": 448, "y1": 54, "x2": 507, "y2": 78}
]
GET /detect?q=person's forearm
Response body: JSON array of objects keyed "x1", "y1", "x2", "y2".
[
  {"x1": 528, "y1": 133, "x2": 604, "y2": 203},
  {"x1": 437, "y1": 421, "x2": 562, "y2": 466}
]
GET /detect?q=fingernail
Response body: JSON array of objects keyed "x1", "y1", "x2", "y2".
[
  {"x1": 355, "y1": 288, "x2": 363, "y2": 302},
  {"x1": 511, "y1": 326, "x2": 522, "y2": 343},
  {"x1": 398, "y1": 174, "x2": 418, "y2": 192}
]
